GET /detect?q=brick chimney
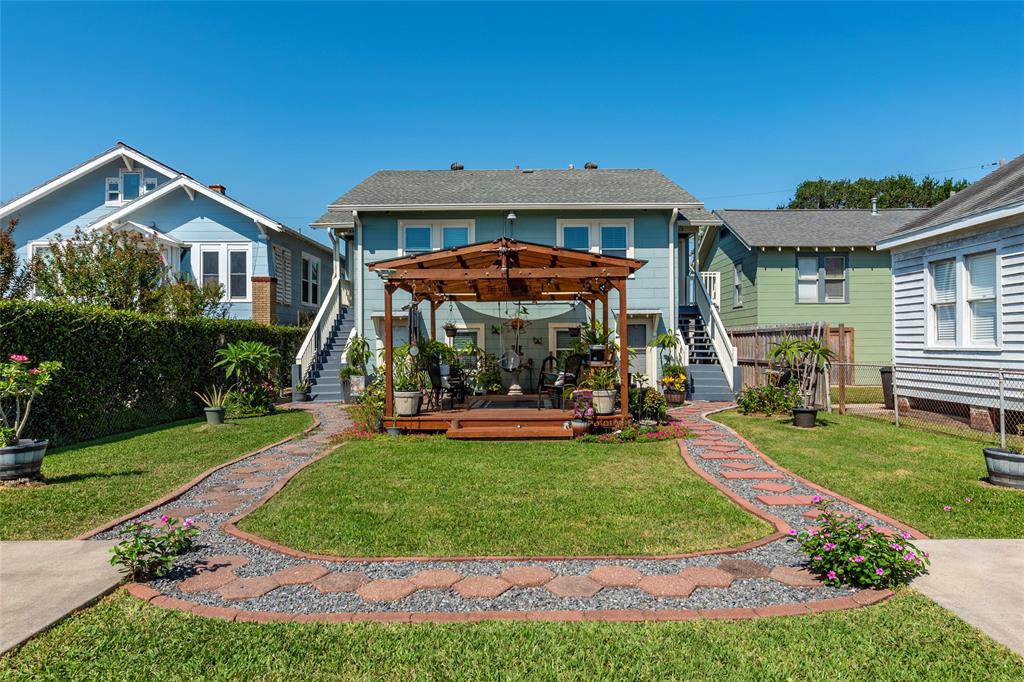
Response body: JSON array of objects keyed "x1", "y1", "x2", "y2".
[{"x1": 209, "y1": 184, "x2": 227, "y2": 195}]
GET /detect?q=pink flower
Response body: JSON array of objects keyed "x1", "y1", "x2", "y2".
[
  {"x1": 787, "y1": 528, "x2": 798, "y2": 536},
  {"x1": 890, "y1": 543, "x2": 903, "y2": 551},
  {"x1": 903, "y1": 552, "x2": 916, "y2": 562},
  {"x1": 849, "y1": 555, "x2": 865, "y2": 563},
  {"x1": 183, "y1": 517, "x2": 194, "y2": 528},
  {"x1": 900, "y1": 531, "x2": 910, "y2": 540},
  {"x1": 875, "y1": 568, "x2": 885, "y2": 576},
  {"x1": 812, "y1": 494, "x2": 822, "y2": 504},
  {"x1": 943, "y1": 505, "x2": 952, "y2": 512},
  {"x1": 856, "y1": 523, "x2": 866, "y2": 530},
  {"x1": 159, "y1": 514, "x2": 169, "y2": 524},
  {"x1": 29, "y1": 368, "x2": 40, "y2": 375},
  {"x1": 827, "y1": 570, "x2": 837, "y2": 581},
  {"x1": 813, "y1": 555, "x2": 823, "y2": 561},
  {"x1": 9, "y1": 354, "x2": 28, "y2": 363},
  {"x1": 823, "y1": 542, "x2": 837, "y2": 551},
  {"x1": 963, "y1": 497, "x2": 972, "y2": 503}
]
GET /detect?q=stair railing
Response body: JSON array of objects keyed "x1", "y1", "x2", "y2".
[
  {"x1": 695, "y1": 274, "x2": 739, "y2": 391},
  {"x1": 294, "y1": 277, "x2": 344, "y2": 387},
  {"x1": 699, "y1": 271, "x2": 721, "y2": 308}
]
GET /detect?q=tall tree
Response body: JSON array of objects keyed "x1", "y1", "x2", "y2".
[
  {"x1": 783, "y1": 174, "x2": 970, "y2": 209},
  {"x1": 0, "y1": 218, "x2": 37, "y2": 299}
]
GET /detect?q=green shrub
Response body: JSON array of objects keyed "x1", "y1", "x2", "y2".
[
  {"x1": 0, "y1": 300, "x2": 305, "y2": 445},
  {"x1": 736, "y1": 380, "x2": 799, "y2": 415}
]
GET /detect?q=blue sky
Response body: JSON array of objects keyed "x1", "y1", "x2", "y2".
[{"x1": 2, "y1": 2, "x2": 1022, "y2": 246}]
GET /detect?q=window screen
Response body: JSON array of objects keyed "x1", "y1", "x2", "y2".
[
  {"x1": 442, "y1": 226, "x2": 469, "y2": 249},
  {"x1": 601, "y1": 225, "x2": 628, "y2": 259},
  {"x1": 404, "y1": 226, "x2": 432, "y2": 253},
  {"x1": 562, "y1": 226, "x2": 589, "y2": 251},
  {"x1": 932, "y1": 259, "x2": 957, "y2": 344},
  {"x1": 967, "y1": 252, "x2": 996, "y2": 344},
  {"x1": 201, "y1": 251, "x2": 220, "y2": 286}
]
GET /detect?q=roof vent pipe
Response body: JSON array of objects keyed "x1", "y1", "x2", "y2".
[
  {"x1": 450, "y1": 162, "x2": 464, "y2": 171},
  {"x1": 568, "y1": 163, "x2": 575, "y2": 170},
  {"x1": 584, "y1": 161, "x2": 598, "y2": 169},
  {"x1": 870, "y1": 196, "x2": 879, "y2": 215},
  {"x1": 209, "y1": 184, "x2": 227, "y2": 195}
]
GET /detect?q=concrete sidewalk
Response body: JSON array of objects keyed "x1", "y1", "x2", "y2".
[
  {"x1": 913, "y1": 539, "x2": 1024, "y2": 658},
  {"x1": 1, "y1": 540, "x2": 122, "y2": 654}
]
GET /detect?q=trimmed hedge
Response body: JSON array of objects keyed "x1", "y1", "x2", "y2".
[{"x1": 0, "y1": 300, "x2": 307, "y2": 446}]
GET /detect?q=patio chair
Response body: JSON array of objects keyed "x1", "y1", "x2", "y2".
[
  {"x1": 426, "y1": 355, "x2": 461, "y2": 411},
  {"x1": 537, "y1": 355, "x2": 559, "y2": 409}
]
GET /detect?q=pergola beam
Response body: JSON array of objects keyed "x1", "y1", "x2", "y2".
[{"x1": 388, "y1": 267, "x2": 633, "y2": 280}]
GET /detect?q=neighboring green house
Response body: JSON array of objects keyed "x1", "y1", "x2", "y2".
[{"x1": 698, "y1": 208, "x2": 926, "y2": 367}]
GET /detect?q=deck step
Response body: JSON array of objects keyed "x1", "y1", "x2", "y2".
[{"x1": 446, "y1": 424, "x2": 573, "y2": 440}]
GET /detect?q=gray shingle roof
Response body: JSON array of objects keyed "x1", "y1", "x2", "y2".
[
  {"x1": 885, "y1": 154, "x2": 1024, "y2": 237},
  {"x1": 310, "y1": 209, "x2": 354, "y2": 228},
  {"x1": 714, "y1": 208, "x2": 928, "y2": 248},
  {"x1": 329, "y1": 169, "x2": 699, "y2": 208}
]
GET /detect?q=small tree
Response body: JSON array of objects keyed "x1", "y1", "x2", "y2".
[
  {"x1": 35, "y1": 227, "x2": 167, "y2": 312},
  {"x1": 0, "y1": 218, "x2": 37, "y2": 299},
  {"x1": 1, "y1": 354, "x2": 62, "y2": 446},
  {"x1": 161, "y1": 275, "x2": 227, "y2": 319},
  {"x1": 768, "y1": 336, "x2": 834, "y2": 407}
]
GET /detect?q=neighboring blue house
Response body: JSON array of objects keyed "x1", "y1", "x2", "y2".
[
  {"x1": 1, "y1": 142, "x2": 334, "y2": 324},
  {"x1": 302, "y1": 163, "x2": 734, "y2": 401}
]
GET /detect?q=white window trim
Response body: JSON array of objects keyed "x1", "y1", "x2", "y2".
[
  {"x1": 188, "y1": 242, "x2": 252, "y2": 303},
  {"x1": 625, "y1": 316, "x2": 655, "y2": 383},
  {"x1": 443, "y1": 323, "x2": 485, "y2": 349},
  {"x1": 301, "y1": 251, "x2": 322, "y2": 307},
  {"x1": 105, "y1": 169, "x2": 160, "y2": 206},
  {"x1": 548, "y1": 322, "x2": 583, "y2": 357},
  {"x1": 397, "y1": 219, "x2": 476, "y2": 256},
  {"x1": 556, "y1": 219, "x2": 635, "y2": 259},
  {"x1": 925, "y1": 248, "x2": 1002, "y2": 351}
]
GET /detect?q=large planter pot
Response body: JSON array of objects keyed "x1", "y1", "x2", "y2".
[
  {"x1": 570, "y1": 419, "x2": 591, "y2": 438},
  {"x1": 663, "y1": 389, "x2": 686, "y2": 405},
  {"x1": 0, "y1": 439, "x2": 49, "y2": 480},
  {"x1": 983, "y1": 448, "x2": 1024, "y2": 489},
  {"x1": 880, "y1": 367, "x2": 894, "y2": 410},
  {"x1": 291, "y1": 391, "x2": 309, "y2": 403},
  {"x1": 204, "y1": 407, "x2": 226, "y2": 425},
  {"x1": 792, "y1": 407, "x2": 818, "y2": 428},
  {"x1": 592, "y1": 389, "x2": 616, "y2": 415},
  {"x1": 394, "y1": 391, "x2": 422, "y2": 417}
]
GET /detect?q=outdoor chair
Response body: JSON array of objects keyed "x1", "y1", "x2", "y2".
[{"x1": 426, "y1": 355, "x2": 462, "y2": 411}]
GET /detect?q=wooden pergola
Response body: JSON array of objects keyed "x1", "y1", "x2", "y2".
[{"x1": 367, "y1": 237, "x2": 646, "y2": 429}]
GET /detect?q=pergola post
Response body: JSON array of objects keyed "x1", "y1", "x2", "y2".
[
  {"x1": 601, "y1": 292, "x2": 609, "y2": 356},
  {"x1": 429, "y1": 299, "x2": 438, "y2": 340},
  {"x1": 587, "y1": 300, "x2": 596, "y2": 328},
  {"x1": 384, "y1": 284, "x2": 394, "y2": 418},
  {"x1": 617, "y1": 280, "x2": 628, "y2": 426}
]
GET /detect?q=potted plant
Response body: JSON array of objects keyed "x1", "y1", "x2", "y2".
[
  {"x1": 578, "y1": 322, "x2": 612, "y2": 363},
  {"x1": 506, "y1": 305, "x2": 529, "y2": 331},
  {"x1": 391, "y1": 344, "x2": 423, "y2": 417},
  {"x1": 570, "y1": 391, "x2": 594, "y2": 437},
  {"x1": 291, "y1": 381, "x2": 309, "y2": 403},
  {"x1": 195, "y1": 385, "x2": 229, "y2": 424},
  {"x1": 442, "y1": 322, "x2": 458, "y2": 338},
  {"x1": 584, "y1": 367, "x2": 619, "y2": 415},
  {"x1": 659, "y1": 363, "x2": 687, "y2": 404},
  {"x1": 769, "y1": 336, "x2": 834, "y2": 428},
  {"x1": 342, "y1": 334, "x2": 372, "y2": 397},
  {"x1": 982, "y1": 446, "x2": 1024, "y2": 489},
  {"x1": 0, "y1": 354, "x2": 62, "y2": 481}
]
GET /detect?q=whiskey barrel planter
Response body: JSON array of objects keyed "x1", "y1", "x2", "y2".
[
  {"x1": 0, "y1": 439, "x2": 49, "y2": 480},
  {"x1": 983, "y1": 448, "x2": 1024, "y2": 489}
]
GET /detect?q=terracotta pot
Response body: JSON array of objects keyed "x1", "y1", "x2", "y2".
[
  {"x1": 570, "y1": 419, "x2": 591, "y2": 438},
  {"x1": 443, "y1": 326, "x2": 458, "y2": 338},
  {"x1": 0, "y1": 439, "x2": 49, "y2": 480}
]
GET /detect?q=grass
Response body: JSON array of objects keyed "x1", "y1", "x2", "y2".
[
  {"x1": 1, "y1": 590, "x2": 1020, "y2": 680},
  {"x1": 829, "y1": 385, "x2": 885, "y2": 404},
  {"x1": 239, "y1": 436, "x2": 771, "y2": 556},
  {"x1": 712, "y1": 410, "x2": 1024, "y2": 539},
  {"x1": 0, "y1": 411, "x2": 312, "y2": 540}
]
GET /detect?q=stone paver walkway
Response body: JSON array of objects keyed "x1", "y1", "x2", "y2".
[
  {"x1": 85, "y1": 402, "x2": 904, "y2": 623},
  {"x1": 0, "y1": 540, "x2": 121, "y2": 654}
]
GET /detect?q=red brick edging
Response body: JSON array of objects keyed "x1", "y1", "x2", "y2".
[
  {"x1": 123, "y1": 581, "x2": 894, "y2": 623},
  {"x1": 76, "y1": 407, "x2": 322, "y2": 540}
]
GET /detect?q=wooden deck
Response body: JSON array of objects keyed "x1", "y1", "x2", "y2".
[{"x1": 383, "y1": 395, "x2": 626, "y2": 439}]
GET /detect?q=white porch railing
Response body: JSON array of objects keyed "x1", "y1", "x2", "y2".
[
  {"x1": 695, "y1": 274, "x2": 739, "y2": 391},
  {"x1": 294, "y1": 277, "x2": 349, "y2": 386},
  {"x1": 700, "y1": 271, "x2": 721, "y2": 308}
]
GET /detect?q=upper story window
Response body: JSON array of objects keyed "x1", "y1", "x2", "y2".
[
  {"x1": 301, "y1": 252, "x2": 321, "y2": 306},
  {"x1": 796, "y1": 254, "x2": 848, "y2": 304},
  {"x1": 928, "y1": 250, "x2": 1000, "y2": 348},
  {"x1": 105, "y1": 170, "x2": 160, "y2": 206},
  {"x1": 556, "y1": 219, "x2": 634, "y2": 258},
  {"x1": 398, "y1": 220, "x2": 475, "y2": 255}
]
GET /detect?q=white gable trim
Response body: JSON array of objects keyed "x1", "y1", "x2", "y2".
[
  {"x1": 89, "y1": 176, "x2": 283, "y2": 233},
  {"x1": 1, "y1": 146, "x2": 178, "y2": 218},
  {"x1": 878, "y1": 201, "x2": 1024, "y2": 250}
]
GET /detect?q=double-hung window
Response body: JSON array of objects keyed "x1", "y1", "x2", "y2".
[
  {"x1": 967, "y1": 252, "x2": 997, "y2": 345},
  {"x1": 201, "y1": 248, "x2": 221, "y2": 288},
  {"x1": 797, "y1": 256, "x2": 819, "y2": 303},
  {"x1": 193, "y1": 244, "x2": 251, "y2": 302},
  {"x1": 399, "y1": 220, "x2": 474, "y2": 254},
  {"x1": 301, "y1": 253, "x2": 321, "y2": 306},
  {"x1": 733, "y1": 262, "x2": 743, "y2": 307},
  {"x1": 931, "y1": 259, "x2": 957, "y2": 345},
  {"x1": 796, "y1": 254, "x2": 847, "y2": 304},
  {"x1": 823, "y1": 256, "x2": 847, "y2": 303},
  {"x1": 228, "y1": 249, "x2": 248, "y2": 300},
  {"x1": 556, "y1": 219, "x2": 634, "y2": 258}
]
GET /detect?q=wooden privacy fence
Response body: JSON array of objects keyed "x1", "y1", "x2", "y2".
[{"x1": 729, "y1": 322, "x2": 855, "y2": 389}]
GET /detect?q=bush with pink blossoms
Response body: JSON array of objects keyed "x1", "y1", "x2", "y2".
[
  {"x1": 109, "y1": 515, "x2": 200, "y2": 581},
  {"x1": 790, "y1": 497, "x2": 929, "y2": 588}
]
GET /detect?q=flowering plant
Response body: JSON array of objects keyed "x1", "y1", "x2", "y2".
[
  {"x1": 578, "y1": 423, "x2": 689, "y2": 443},
  {"x1": 659, "y1": 363, "x2": 687, "y2": 391},
  {"x1": 109, "y1": 515, "x2": 199, "y2": 581},
  {"x1": 0, "y1": 353, "x2": 62, "y2": 446},
  {"x1": 789, "y1": 497, "x2": 929, "y2": 588},
  {"x1": 572, "y1": 391, "x2": 595, "y2": 421}
]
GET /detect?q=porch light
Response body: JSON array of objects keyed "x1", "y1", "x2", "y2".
[{"x1": 506, "y1": 211, "x2": 517, "y2": 221}]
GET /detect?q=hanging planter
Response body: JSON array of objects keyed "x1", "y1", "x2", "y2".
[
  {"x1": 443, "y1": 322, "x2": 458, "y2": 338},
  {"x1": 507, "y1": 317, "x2": 527, "y2": 331}
]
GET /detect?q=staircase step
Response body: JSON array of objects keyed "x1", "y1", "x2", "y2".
[{"x1": 446, "y1": 425, "x2": 573, "y2": 440}]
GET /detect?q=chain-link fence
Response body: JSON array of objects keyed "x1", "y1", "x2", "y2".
[{"x1": 831, "y1": 362, "x2": 1024, "y2": 449}]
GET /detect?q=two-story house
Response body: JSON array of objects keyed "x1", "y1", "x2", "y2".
[
  {"x1": 1, "y1": 142, "x2": 334, "y2": 324},
  {"x1": 299, "y1": 163, "x2": 735, "y2": 407}
]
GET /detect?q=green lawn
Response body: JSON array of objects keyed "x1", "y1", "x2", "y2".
[
  {"x1": 240, "y1": 437, "x2": 771, "y2": 556},
  {"x1": 0, "y1": 411, "x2": 312, "y2": 540},
  {"x1": 712, "y1": 410, "x2": 1024, "y2": 539},
  {"x1": 2, "y1": 590, "x2": 1020, "y2": 680},
  {"x1": 829, "y1": 385, "x2": 885, "y2": 405}
]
